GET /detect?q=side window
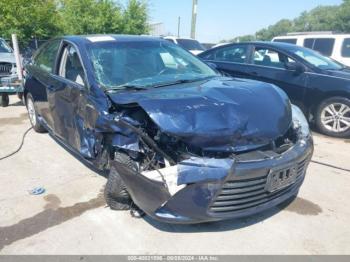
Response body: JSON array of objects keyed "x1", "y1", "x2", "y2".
[
  {"x1": 313, "y1": 38, "x2": 335, "y2": 56},
  {"x1": 304, "y1": 38, "x2": 315, "y2": 49},
  {"x1": 341, "y1": 38, "x2": 350, "y2": 58},
  {"x1": 303, "y1": 38, "x2": 335, "y2": 56},
  {"x1": 165, "y1": 39, "x2": 176, "y2": 44},
  {"x1": 213, "y1": 45, "x2": 248, "y2": 63},
  {"x1": 201, "y1": 51, "x2": 215, "y2": 60},
  {"x1": 34, "y1": 40, "x2": 60, "y2": 73},
  {"x1": 59, "y1": 45, "x2": 85, "y2": 86},
  {"x1": 253, "y1": 47, "x2": 295, "y2": 69}
]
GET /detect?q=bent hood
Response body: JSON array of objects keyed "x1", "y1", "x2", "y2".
[{"x1": 108, "y1": 77, "x2": 292, "y2": 152}]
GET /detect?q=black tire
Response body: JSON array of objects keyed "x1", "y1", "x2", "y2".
[
  {"x1": 104, "y1": 152, "x2": 137, "y2": 210},
  {"x1": 315, "y1": 97, "x2": 350, "y2": 138},
  {"x1": 26, "y1": 93, "x2": 47, "y2": 133},
  {"x1": 0, "y1": 94, "x2": 9, "y2": 107}
]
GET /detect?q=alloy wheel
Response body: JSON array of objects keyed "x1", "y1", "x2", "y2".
[
  {"x1": 321, "y1": 103, "x2": 350, "y2": 133},
  {"x1": 27, "y1": 98, "x2": 37, "y2": 127}
]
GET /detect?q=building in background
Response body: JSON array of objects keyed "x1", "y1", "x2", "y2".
[{"x1": 149, "y1": 22, "x2": 165, "y2": 36}]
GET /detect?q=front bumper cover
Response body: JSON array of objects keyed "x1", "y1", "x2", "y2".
[{"x1": 112, "y1": 132, "x2": 313, "y2": 224}]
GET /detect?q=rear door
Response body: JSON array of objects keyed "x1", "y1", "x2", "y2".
[
  {"x1": 246, "y1": 45, "x2": 308, "y2": 107},
  {"x1": 25, "y1": 39, "x2": 61, "y2": 129},
  {"x1": 200, "y1": 44, "x2": 252, "y2": 78}
]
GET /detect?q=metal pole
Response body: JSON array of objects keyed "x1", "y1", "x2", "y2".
[
  {"x1": 190, "y1": 0, "x2": 198, "y2": 39},
  {"x1": 11, "y1": 34, "x2": 23, "y2": 81},
  {"x1": 177, "y1": 16, "x2": 181, "y2": 37}
]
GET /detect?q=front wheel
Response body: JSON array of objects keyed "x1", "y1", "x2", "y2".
[
  {"x1": 315, "y1": 97, "x2": 350, "y2": 138},
  {"x1": 104, "y1": 152, "x2": 137, "y2": 210}
]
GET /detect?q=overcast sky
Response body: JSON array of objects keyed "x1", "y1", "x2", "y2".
[{"x1": 148, "y1": 0, "x2": 343, "y2": 43}]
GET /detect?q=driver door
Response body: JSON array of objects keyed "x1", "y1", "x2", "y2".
[{"x1": 48, "y1": 43, "x2": 92, "y2": 157}]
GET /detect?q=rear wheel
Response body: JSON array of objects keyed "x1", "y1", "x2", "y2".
[
  {"x1": 26, "y1": 93, "x2": 46, "y2": 133},
  {"x1": 0, "y1": 94, "x2": 9, "y2": 107},
  {"x1": 315, "y1": 97, "x2": 350, "y2": 138}
]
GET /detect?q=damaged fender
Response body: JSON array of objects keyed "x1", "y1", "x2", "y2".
[{"x1": 111, "y1": 157, "x2": 235, "y2": 216}]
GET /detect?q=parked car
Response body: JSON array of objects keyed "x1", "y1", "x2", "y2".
[
  {"x1": 272, "y1": 32, "x2": 350, "y2": 67},
  {"x1": 199, "y1": 41, "x2": 350, "y2": 138},
  {"x1": 24, "y1": 35, "x2": 313, "y2": 224},
  {"x1": 163, "y1": 36, "x2": 206, "y2": 55},
  {"x1": 0, "y1": 38, "x2": 19, "y2": 107}
]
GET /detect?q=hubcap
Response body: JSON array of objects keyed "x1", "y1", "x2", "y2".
[
  {"x1": 27, "y1": 98, "x2": 37, "y2": 126},
  {"x1": 321, "y1": 103, "x2": 350, "y2": 133}
]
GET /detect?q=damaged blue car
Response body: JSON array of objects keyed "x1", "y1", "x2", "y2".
[{"x1": 24, "y1": 35, "x2": 314, "y2": 224}]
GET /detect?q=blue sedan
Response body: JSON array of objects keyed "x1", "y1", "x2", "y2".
[
  {"x1": 24, "y1": 35, "x2": 313, "y2": 224},
  {"x1": 199, "y1": 42, "x2": 350, "y2": 138}
]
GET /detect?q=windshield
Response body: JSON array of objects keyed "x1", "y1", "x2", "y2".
[
  {"x1": 177, "y1": 39, "x2": 205, "y2": 51},
  {"x1": 0, "y1": 39, "x2": 12, "y2": 53},
  {"x1": 292, "y1": 46, "x2": 343, "y2": 70},
  {"x1": 87, "y1": 40, "x2": 217, "y2": 89}
]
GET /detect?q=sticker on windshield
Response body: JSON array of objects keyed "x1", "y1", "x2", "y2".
[{"x1": 86, "y1": 36, "x2": 115, "y2": 42}]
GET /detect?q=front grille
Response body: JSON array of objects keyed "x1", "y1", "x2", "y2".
[
  {"x1": 209, "y1": 157, "x2": 309, "y2": 214},
  {"x1": 0, "y1": 62, "x2": 12, "y2": 76}
]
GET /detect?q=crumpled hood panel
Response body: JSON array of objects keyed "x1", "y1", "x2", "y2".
[{"x1": 108, "y1": 77, "x2": 292, "y2": 151}]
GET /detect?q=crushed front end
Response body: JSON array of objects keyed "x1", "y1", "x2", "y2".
[{"x1": 110, "y1": 102, "x2": 313, "y2": 224}]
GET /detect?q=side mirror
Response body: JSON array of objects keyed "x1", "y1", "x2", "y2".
[{"x1": 285, "y1": 62, "x2": 305, "y2": 74}]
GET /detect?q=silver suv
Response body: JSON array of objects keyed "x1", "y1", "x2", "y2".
[{"x1": 0, "y1": 38, "x2": 18, "y2": 107}]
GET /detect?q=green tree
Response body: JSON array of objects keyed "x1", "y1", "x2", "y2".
[
  {"x1": 335, "y1": 0, "x2": 350, "y2": 32},
  {"x1": 256, "y1": 19, "x2": 294, "y2": 40},
  {"x1": 0, "y1": 0, "x2": 61, "y2": 45},
  {"x1": 59, "y1": 0, "x2": 123, "y2": 35},
  {"x1": 122, "y1": 0, "x2": 149, "y2": 35},
  {"x1": 228, "y1": 0, "x2": 349, "y2": 42},
  {"x1": 294, "y1": 6, "x2": 339, "y2": 32},
  {"x1": 232, "y1": 35, "x2": 256, "y2": 42}
]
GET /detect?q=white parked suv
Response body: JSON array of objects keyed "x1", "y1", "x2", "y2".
[
  {"x1": 163, "y1": 36, "x2": 206, "y2": 55},
  {"x1": 272, "y1": 32, "x2": 350, "y2": 66}
]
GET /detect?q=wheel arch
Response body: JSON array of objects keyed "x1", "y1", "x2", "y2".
[{"x1": 308, "y1": 90, "x2": 350, "y2": 121}]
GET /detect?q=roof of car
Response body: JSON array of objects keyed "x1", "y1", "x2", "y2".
[
  {"x1": 201, "y1": 41, "x2": 301, "y2": 54},
  {"x1": 232, "y1": 41, "x2": 296, "y2": 48},
  {"x1": 163, "y1": 36, "x2": 198, "y2": 40},
  {"x1": 63, "y1": 34, "x2": 163, "y2": 45}
]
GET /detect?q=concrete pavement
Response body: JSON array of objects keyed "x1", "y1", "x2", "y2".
[{"x1": 0, "y1": 96, "x2": 349, "y2": 255}]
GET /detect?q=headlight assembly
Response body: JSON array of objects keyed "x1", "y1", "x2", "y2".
[{"x1": 292, "y1": 105, "x2": 311, "y2": 139}]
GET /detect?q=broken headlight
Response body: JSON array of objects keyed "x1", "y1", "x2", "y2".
[{"x1": 292, "y1": 105, "x2": 310, "y2": 139}]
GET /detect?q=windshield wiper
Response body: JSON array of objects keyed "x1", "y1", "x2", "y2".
[
  {"x1": 149, "y1": 76, "x2": 214, "y2": 89},
  {"x1": 105, "y1": 85, "x2": 148, "y2": 92}
]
